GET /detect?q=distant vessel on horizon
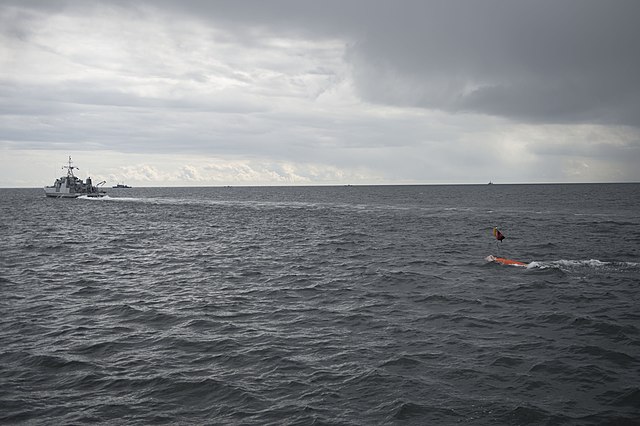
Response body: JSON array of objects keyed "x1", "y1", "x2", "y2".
[
  {"x1": 112, "y1": 183, "x2": 132, "y2": 188},
  {"x1": 488, "y1": 181, "x2": 494, "y2": 185},
  {"x1": 44, "y1": 156, "x2": 106, "y2": 198}
]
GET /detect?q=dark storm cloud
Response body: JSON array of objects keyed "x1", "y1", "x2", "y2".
[{"x1": 151, "y1": 0, "x2": 640, "y2": 127}]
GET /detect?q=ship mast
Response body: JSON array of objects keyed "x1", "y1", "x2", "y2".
[{"x1": 63, "y1": 155, "x2": 77, "y2": 178}]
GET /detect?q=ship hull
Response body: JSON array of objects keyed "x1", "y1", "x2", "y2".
[
  {"x1": 44, "y1": 187, "x2": 79, "y2": 198},
  {"x1": 44, "y1": 187, "x2": 106, "y2": 198}
]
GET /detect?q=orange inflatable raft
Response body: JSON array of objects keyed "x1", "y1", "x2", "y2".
[{"x1": 485, "y1": 255, "x2": 528, "y2": 267}]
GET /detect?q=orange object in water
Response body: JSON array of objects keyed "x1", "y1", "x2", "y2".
[{"x1": 485, "y1": 255, "x2": 528, "y2": 267}]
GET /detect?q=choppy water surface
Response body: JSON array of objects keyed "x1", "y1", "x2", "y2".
[{"x1": 1, "y1": 184, "x2": 639, "y2": 424}]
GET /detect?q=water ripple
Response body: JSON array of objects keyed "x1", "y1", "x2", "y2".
[{"x1": 1, "y1": 185, "x2": 639, "y2": 424}]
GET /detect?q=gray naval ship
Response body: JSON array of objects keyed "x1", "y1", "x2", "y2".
[{"x1": 44, "y1": 156, "x2": 107, "y2": 198}]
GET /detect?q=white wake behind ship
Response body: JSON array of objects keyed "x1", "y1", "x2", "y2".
[{"x1": 44, "y1": 156, "x2": 107, "y2": 198}]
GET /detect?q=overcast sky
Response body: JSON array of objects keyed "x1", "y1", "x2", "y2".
[{"x1": 1, "y1": 0, "x2": 639, "y2": 187}]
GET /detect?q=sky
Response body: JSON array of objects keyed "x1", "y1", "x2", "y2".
[{"x1": 1, "y1": 0, "x2": 639, "y2": 187}]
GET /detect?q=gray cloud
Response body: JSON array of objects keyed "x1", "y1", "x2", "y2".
[
  {"x1": 5, "y1": 0, "x2": 640, "y2": 128},
  {"x1": 5, "y1": 0, "x2": 640, "y2": 127},
  {"x1": 147, "y1": 0, "x2": 640, "y2": 127}
]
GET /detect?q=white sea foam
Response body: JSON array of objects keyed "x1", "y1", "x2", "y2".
[
  {"x1": 526, "y1": 259, "x2": 639, "y2": 271},
  {"x1": 81, "y1": 195, "x2": 184, "y2": 204}
]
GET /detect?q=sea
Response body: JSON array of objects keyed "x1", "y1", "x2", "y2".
[{"x1": 1, "y1": 184, "x2": 639, "y2": 425}]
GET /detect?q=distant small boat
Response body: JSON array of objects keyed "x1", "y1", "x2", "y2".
[
  {"x1": 488, "y1": 181, "x2": 494, "y2": 185},
  {"x1": 112, "y1": 183, "x2": 132, "y2": 188},
  {"x1": 44, "y1": 156, "x2": 106, "y2": 198}
]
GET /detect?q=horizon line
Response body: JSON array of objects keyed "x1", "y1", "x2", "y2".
[{"x1": 2, "y1": 181, "x2": 639, "y2": 190}]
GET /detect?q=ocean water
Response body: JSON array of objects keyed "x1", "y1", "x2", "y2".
[{"x1": 1, "y1": 184, "x2": 639, "y2": 425}]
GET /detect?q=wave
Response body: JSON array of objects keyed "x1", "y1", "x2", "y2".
[
  {"x1": 78, "y1": 194, "x2": 485, "y2": 217},
  {"x1": 80, "y1": 195, "x2": 167, "y2": 204},
  {"x1": 80, "y1": 194, "x2": 369, "y2": 210},
  {"x1": 527, "y1": 259, "x2": 639, "y2": 271}
]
